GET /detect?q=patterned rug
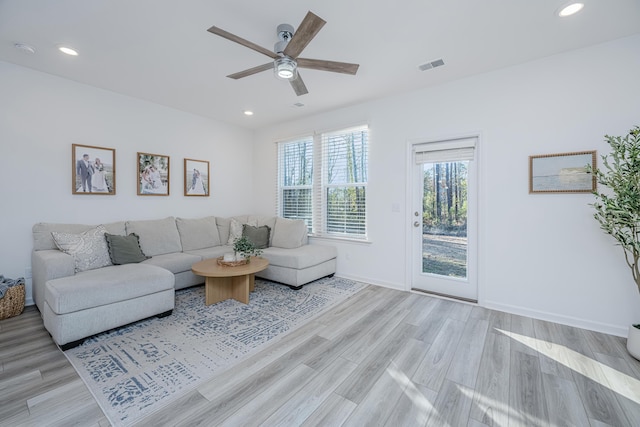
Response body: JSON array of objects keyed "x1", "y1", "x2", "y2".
[{"x1": 63, "y1": 277, "x2": 367, "y2": 426}]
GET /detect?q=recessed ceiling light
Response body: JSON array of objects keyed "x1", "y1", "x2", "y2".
[
  {"x1": 243, "y1": 110, "x2": 254, "y2": 116},
  {"x1": 58, "y1": 46, "x2": 78, "y2": 56},
  {"x1": 14, "y1": 43, "x2": 36, "y2": 54},
  {"x1": 558, "y1": 3, "x2": 584, "y2": 17}
]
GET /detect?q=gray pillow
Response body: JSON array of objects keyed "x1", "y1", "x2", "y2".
[
  {"x1": 105, "y1": 233, "x2": 150, "y2": 265},
  {"x1": 242, "y1": 225, "x2": 271, "y2": 249}
]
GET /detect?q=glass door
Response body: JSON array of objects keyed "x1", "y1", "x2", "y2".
[{"x1": 411, "y1": 139, "x2": 477, "y2": 301}]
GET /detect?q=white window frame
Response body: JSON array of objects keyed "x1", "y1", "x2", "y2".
[
  {"x1": 277, "y1": 137, "x2": 314, "y2": 230},
  {"x1": 277, "y1": 125, "x2": 369, "y2": 240}
]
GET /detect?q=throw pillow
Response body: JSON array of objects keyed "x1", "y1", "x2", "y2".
[
  {"x1": 242, "y1": 224, "x2": 271, "y2": 249},
  {"x1": 226, "y1": 218, "x2": 258, "y2": 245},
  {"x1": 51, "y1": 225, "x2": 113, "y2": 273},
  {"x1": 104, "y1": 233, "x2": 150, "y2": 265}
]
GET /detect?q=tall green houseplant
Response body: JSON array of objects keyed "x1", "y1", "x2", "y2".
[{"x1": 589, "y1": 126, "x2": 640, "y2": 297}]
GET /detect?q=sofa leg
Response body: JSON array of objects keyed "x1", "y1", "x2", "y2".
[
  {"x1": 156, "y1": 310, "x2": 173, "y2": 318},
  {"x1": 59, "y1": 338, "x2": 85, "y2": 351},
  {"x1": 288, "y1": 285, "x2": 303, "y2": 291}
]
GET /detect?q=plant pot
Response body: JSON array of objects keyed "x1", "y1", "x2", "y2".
[{"x1": 627, "y1": 325, "x2": 640, "y2": 360}]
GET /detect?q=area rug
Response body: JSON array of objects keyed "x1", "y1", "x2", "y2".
[{"x1": 63, "y1": 277, "x2": 367, "y2": 426}]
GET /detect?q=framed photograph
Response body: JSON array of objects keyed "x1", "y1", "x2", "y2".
[
  {"x1": 529, "y1": 150, "x2": 596, "y2": 194},
  {"x1": 72, "y1": 144, "x2": 116, "y2": 195},
  {"x1": 138, "y1": 152, "x2": 170, "y2": 196},
  {"x1": 184, "y1": 158, "x2": 210, "y2": 197}
]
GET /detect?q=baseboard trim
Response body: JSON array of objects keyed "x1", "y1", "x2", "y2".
[
  {"x1": 334, "y1": 275, "x2": 629, "y2": 337},
  {"x1": 484, "y1": 300, "x2": 628, "y2": 338},
  {"x1": 334, "y1": 273, "x2": 405, "y2": 291}
]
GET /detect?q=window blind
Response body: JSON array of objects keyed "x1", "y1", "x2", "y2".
[
  {"x1": 277, "y1": 125, "x2": 369, "y2": 239},
  {"x1": 277, "y1": 137, "x2": 313, "y2": 230},
  {"x1": 317, "y1": 125, "x2": 369, "y2": 238},
  {"x1": 414, "y1": 137, "x2": 476, "y2": 164}
]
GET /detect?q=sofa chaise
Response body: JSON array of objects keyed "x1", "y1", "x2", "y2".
[{"x1": 31, "y1": 215, "x2": 337, "y2": 349}]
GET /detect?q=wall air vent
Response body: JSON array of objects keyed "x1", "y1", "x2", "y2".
[{"x1": 418, "y1": 58, "x2": 445, "y2": 71}]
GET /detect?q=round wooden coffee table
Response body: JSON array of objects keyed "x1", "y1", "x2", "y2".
[{"x1": 191, "y1": 257, "x2": 269, "y2": 305}]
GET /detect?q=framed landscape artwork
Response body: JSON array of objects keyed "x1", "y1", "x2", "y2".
[
  {"x1": 138, "y1": 152, "x2": 170, "y2": 196},
  {"x1": 72, "y1": 144, "x2": 116, "y2": 195},
  {"x1": 184, "y1": 158, "x2": 210, "y2": 197},
  {"x1": 529, "y1": 150, "x2": 596, "y2": 194}
]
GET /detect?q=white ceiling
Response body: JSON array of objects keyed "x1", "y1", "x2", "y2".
[{"x1": 1, "y1": 1, "x2": 639, "y2": 129}]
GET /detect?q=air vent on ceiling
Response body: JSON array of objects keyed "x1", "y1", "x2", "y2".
[{"x1": 418, "y1": 58, "x2": 445, "y2": 71}]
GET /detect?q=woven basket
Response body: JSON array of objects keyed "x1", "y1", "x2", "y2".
[
  {"x1": 0, "y1": 284, "x2": 25, "y2": 320},
  {"x1": 216, "y1": 257, "x2": 249, "y2": 267}
]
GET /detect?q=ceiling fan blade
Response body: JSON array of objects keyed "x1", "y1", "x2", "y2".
[
  {"x1": 290, "y1": 73, "x2": 309, "y2": 96},
  {"x1": 283, "y1": 11, "x2": 326, "y2": 58},
  {"x1": 297, "y1": 58, "x2": 359, "y2": 75},
  {"x1": 227, "y1": 63, "x2": 274, "y2": 79},
  {"x1": 207, "y1": 25, "x2": 278, "y2": 59}
]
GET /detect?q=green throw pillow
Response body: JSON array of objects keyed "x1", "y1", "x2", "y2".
[
  {"x1": 242, "y1": 225, "x2": 270, "y2": 249},
  {"x1": 105, "y1": 233, "x2": 150, "y2": 265}
]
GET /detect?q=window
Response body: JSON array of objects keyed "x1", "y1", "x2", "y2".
[
  {"x1": 277, "y1": 137, "x2": 314, "y2": 229},
  {"x1": 278, "y1": 125, "x2": 369, "y2": 239}
]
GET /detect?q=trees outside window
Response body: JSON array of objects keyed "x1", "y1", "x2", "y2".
[{"x1": 278, "y1": 126, "x2": 369, "y2": 239}]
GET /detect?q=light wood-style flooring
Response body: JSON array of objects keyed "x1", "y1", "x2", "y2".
[{"x1": 2, "y1": 284, "x2": 640, "y2": 426}]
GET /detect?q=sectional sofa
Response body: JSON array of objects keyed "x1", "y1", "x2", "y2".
[{"x1": 31, "y1": 215, "x2": 337, "y2": 349}]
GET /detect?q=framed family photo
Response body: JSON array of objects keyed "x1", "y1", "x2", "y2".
[
  {"x1": 529, "y1": 150, "x2": 596, "y2": 194},
  {"x1": 72, "y1": 144, "x2": 116, "y2": 195},
  {"x1": 138, "y1": 152, "x2": 170, "y2": 196},
  {"x1": 184, "y1": 158, "x2": 210, "y2": 197}
]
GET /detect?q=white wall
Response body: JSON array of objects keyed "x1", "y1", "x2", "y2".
[
  {"x1": 253, "y1": 34, "x2": 640, "y2": 336},
  {"x1": 0, "y1": 61, "x2": 254, "y2": 304}
]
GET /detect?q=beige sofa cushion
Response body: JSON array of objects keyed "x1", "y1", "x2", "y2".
[
  {"x1": 126, "y1": 217, "x2": 182, "y2": 256},
  {"x1": 176, "y1": 216, "x2": 221, "y2": 250},
  {"x1": 45, "y1": 264, "x2": 174, "y2": 314},
  {"x1": 272, "y1": 218, "x2": 309, "y2": 249},
  {"x1": 33, "y1": 221, "x2": 126, "y2": 251},
  {"x1": 262, "y1": 245, "x2": 336, "y2": 269}
]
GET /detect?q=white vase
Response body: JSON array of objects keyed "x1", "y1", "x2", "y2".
[{"x1": 627, "y1": 325, "x2": 640, "y2": 360}]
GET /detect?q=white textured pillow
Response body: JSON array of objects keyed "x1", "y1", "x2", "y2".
[
  {"x1": 226, "y1": 218, "x2": 257, "y2": 245},
  {"x1": 51, "y1": 225, "x2": 112, "y2": 273}
]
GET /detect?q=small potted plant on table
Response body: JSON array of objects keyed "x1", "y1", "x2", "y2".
[
  {"x1": 233, "y1": 235, "x2": 263, "y2": 263},
  {"x1": 588, "y1": 126, "x2": 640, "y2": 359}
]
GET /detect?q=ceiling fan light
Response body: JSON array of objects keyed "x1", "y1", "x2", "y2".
[{"x1": 275, "y1": 57, "x2": 297, "y2": 80}]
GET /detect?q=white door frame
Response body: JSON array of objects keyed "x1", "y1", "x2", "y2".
[{"x1": 405, "y1": 133, "x2": 481, "y2": 301}]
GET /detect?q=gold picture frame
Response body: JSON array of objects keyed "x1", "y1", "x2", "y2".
[
  {"x1": 138, "y1": 152, "x2": 170, "y2": 196},
  {"x1": 72, "y1": 144, "x2": 116, "y2": 195},
  {"x1": 529, "y1": 150, "x2": 596, "y2": 194},
  {"x1": 184, "y1": 158, "x2": 210, "y2": 197}
]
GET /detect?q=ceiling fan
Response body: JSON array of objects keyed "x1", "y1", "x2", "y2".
[{"x1": 207, "y1": 11, "x2": 359, "y2": 96}]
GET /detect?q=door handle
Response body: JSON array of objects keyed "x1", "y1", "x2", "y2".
[{"x1": 414, "y1": 221, "x2": 420, "y2": 227}]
